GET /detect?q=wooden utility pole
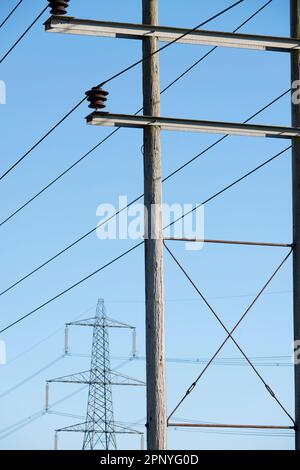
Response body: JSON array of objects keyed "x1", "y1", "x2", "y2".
[
  {"x1": 142, "y1": 0, "x2": 167, "y2": 450},
  {"x1": 46, "y1": 0, "x2": 300, "y2": 451},
  {"x1": 291, "y1": 0, "x2": 300, "y2": 451}
]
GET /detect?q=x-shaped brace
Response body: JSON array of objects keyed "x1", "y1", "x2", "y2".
[{"x1": 164, "y1": 241, "x2": 294, "y2": 426}]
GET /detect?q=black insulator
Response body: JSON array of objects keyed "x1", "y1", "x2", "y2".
[
  {"x1": 85, "y1": 87, "x2": 109, "y2": 110},
  {"x1": 48, "y1": 0, "x2": 70, "y2": 15}
]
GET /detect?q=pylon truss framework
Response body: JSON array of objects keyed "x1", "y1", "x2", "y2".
[
  {"x1": 46, "y1": 299, "x2": 144, "y2": 450},
  {"x1": 45, "y1": 370, "x2": 145, "y2": 404},
  {"x1": 66, "y1": 316, "x2": 136, "y2": 329},
  {"x1": 163, "y1": 239, "x2": 294, "y2": 431},
  {"x1": 54, "y1": 422, "x2": 144, "y2": 450},
  {"x1": 45, "y1": 16, "x2": 300, "y2": 52},
  {"x1": 64, "y1": 313, "x2": 137, "y2": 356}
]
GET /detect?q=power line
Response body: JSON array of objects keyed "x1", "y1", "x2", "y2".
[
  {"x1": 3, "y1": 290, "x2": 291, "y2": 372},
  {"x1": 5, "y1": 305, "x2": 96, "y2": 366},
  {"x1": 0, "y1": 1, "x2": 286, "y2": 332},
  {"x1": 0, "y1": 95, "x2": 86, "y2": 182},
  {"x1": 162, "y1": 88, "x2": 290, "y2": 185},
  {"x1": 0, "y1": 356, "x2": 63, "y2": 399},
  {"x1": 0, "y1": 1, "x2": 283, "y2": 354},
  {"x1": 0, "y1": 409, "x2": 292, "y2": 442},
  {"x1": 170, "y1": 427, "x2": 294, "y2": 438},
  {"x1": 0, "y1": 7, "x2": 286, "y2": 297},
  {"x1": 71, "y1": 353, "x2": 293, "y2": 367},
  {"x1": 48, "y1": 411, "x2": 85, "y2": 421},
  {"x1": 0, "y1": 194, "x2": 142, "y2": 297},
  {"x1": 159, "y1": 0, "x2": 273, "y2": 94},
  {"x1": 0, "y1": 128, "x2": 121, "y2": 228},
  {"x1": 0, "y1": 0, "x2": 274, "y2": 229},
  {"x1": 140, "y1": 355, "x2": 293, "y2": 367},
  {"x1": 0, "y1": 0, "x2": 23, "y2": 30},
  {"x1": 0, "y1": 0, "x2": 246, "y2": 182},
  {"x1": 2, "y1": 0, "x2": 290, "y2": 448},
  {"x1": 0, "y1": 410, "x2": 45, "y2": 440},
  {"x1": 0, "y1": 38, "x2": 289, "y2": 294},
  {"x1": 0, "y1": 359, "x2": 131, "y2": 442},
  {"x1": 104, "y1": 290, "x2": 292, "y2": 303},
  {"x1": 0, "y1": 144, "x2": 290, "y2": 335},
  {"x1": 0, "y1": 242, "x2": 144, "y2": 334},
  {"x1": 0, "y1": 142, "x2": 290, "y2": 298},
  {"x1": 0, "y1": 4, "x2": 48, "y2": 64},
  {"x1": 99, "y1": 0, "x2": 247, "y2": 88},
  {"x1": 166, "y1": 146, "x2": 290, "y2": 229},
  {"x1": 49, "y1": 410, "x2": 85, "y2": 419}
]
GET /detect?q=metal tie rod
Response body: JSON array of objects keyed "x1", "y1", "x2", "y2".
[
  {"x1": 45, "y1": 17, "x2": 300, "y2": 53},
  {"x1": 168, "y1": 423, "x2": 294, "y2": 430},
  {"x1": 164, "y1": 237, "x2": 292, "y2": 248},
  {"x1": 86, "y1": 112, "x2": 300, "y2": 139}
]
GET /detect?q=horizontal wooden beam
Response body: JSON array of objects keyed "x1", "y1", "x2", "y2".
[
  {"x1": 45, "y1": 16, "x2": 300, "y2": 52},
  {"x1": 86, "y1": 112, "x2": 300, "y2": 139}
]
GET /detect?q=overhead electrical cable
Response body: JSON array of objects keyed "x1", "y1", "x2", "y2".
[
  {"x1": 0, "y1": 143, "x2": 290, "y2": 298},
  {"x1": 0, "y1": 0, "x2": 274, "y2": 228},
  {"x1": 0, "y1": 145, "x2": 291, "y2": 334},
  {"x1": 0, "y1": 0, "x2": 23, "y2": 30},
  {"x1": 0, "y1": 0, "x2": 247, "y2": 181},
  {"x1": 0, "y1": 4, "x2": 48, "y2": 64}
]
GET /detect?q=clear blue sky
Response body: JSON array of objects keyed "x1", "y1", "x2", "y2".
[{"x1": 0, "y1": 0, "x2": 295, "y2": 450}]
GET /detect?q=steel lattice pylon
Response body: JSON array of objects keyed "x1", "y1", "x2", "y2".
[
  {"x1": 46, "y1": 299, "x2": 145, "y2": 450},
  {"x1": 82, "y1": 299, "x2": 117, "y2": 450}
]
